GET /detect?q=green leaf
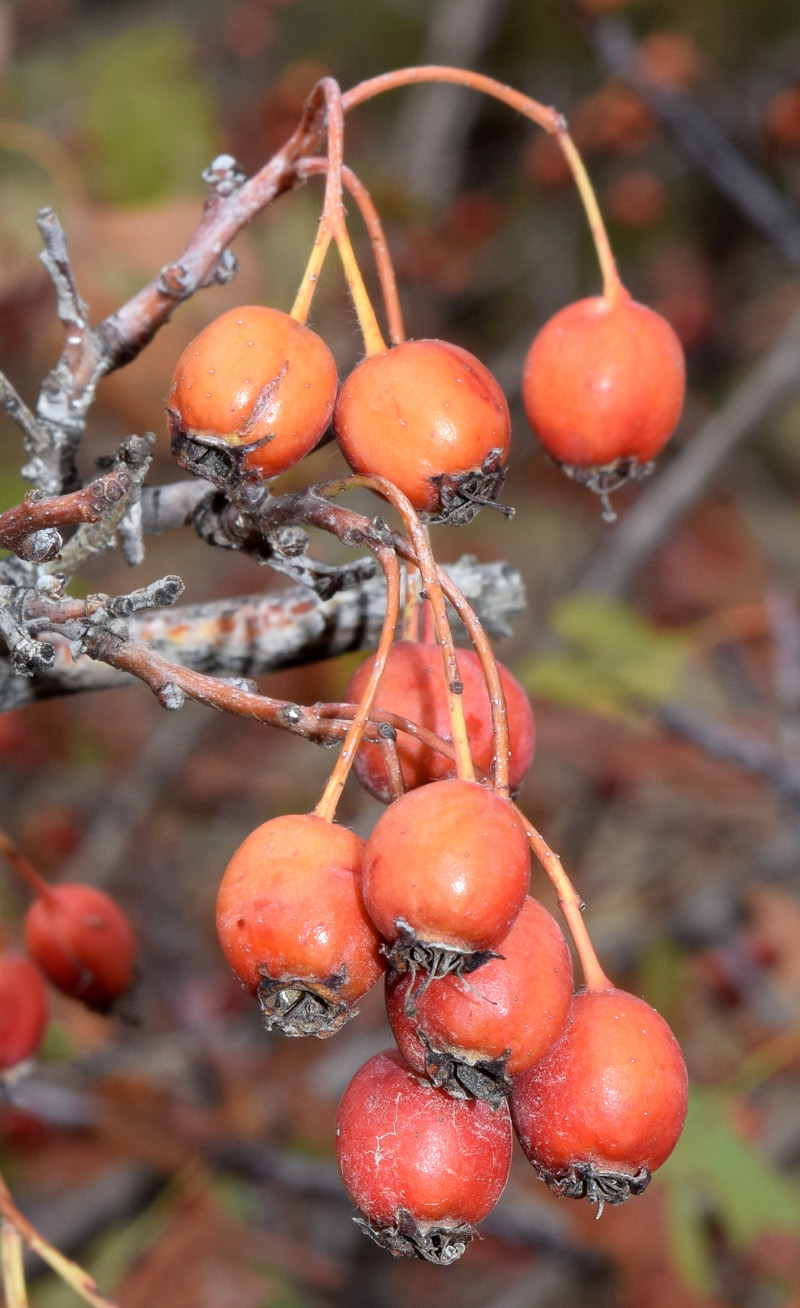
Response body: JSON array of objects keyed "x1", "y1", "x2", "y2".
[
  {"x1": 520, "y1": 594, "x2": 691, "y2": 713},
  {"x1": 661, "y1": 1087, "x2": 800, "y2": 1255},
  {"x1": 78, "y1": 22, "x2": 219, "y2": 204},
  {"x1": 665, "y1": 1178, "x2": 715, "y2": 1295}
]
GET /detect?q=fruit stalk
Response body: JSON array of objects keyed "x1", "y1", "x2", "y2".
[
  {"x1": 319, "y1": 474, "x2": 476, "y2": 782},
  {"x1": 315, "y1": 544, "x2": 401, "y2": 821},
  {"x1": 342, "y1": 66, "x2": 621, "y2": 300}
]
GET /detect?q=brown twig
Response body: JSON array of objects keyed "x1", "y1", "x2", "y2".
[{"x1": 0, "y1": 470, "x2": 132, "y2": 562}]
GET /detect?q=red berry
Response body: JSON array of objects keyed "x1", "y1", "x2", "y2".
[
  {"x1": 24, "y1": 883, "x2": 136, "y2": 1012},
  {"x1": 510, "y1": 987, "x2": 688, "y2": 1211},
  {"x1": 361, "y1": 779, "x2": 530, "y2": 975},
  {"x1": 168, "y1": 305, "x2": 338, "y2": 484},
  {"x1": 335, "y1": 1048, "x2": 512, "y2": 1262},
  {"x1": 344, "y1": 641, "x2": 535, "y2": 803},
  {"x1": 522, "y1": 293, "x2": 685, "y2": 473},
  {"x1": 0, "y1": 950, "x2": 48, "y2": 1073},
  {"x1": 216, "y1": 814, "x2": 384, "y2": 1036},
  {"x1": 333, "y1": 339, "x2": 511, "y2": 522},
  {"x1": 386, "y1": 896, "x2": 573, "y2": 1106}
]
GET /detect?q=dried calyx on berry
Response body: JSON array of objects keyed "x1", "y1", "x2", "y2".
[
  {"x1": 168, "y1": 305, "x2": 339, "y2": 494},
  {"x1": 361, "y1": 779, "x2": 530, "y2": 980},
  {"x1": 334, "y1": 339, "x2": 512, "y2": 525},
  {"x1": 335, "y1": 1049, "x2": 512, "y2": 1263},
  {"x1": 386, "y1": 896, "x2": 573, "y2": 1109},
  {"x1": 522, "y1": 291, "x2": 685, "y2": 520},
  {"x1": 216, "y1": 813, "x2": 384, "y2": 1037},
  {"x1": 510, "y1": 987, "x2": 688, "y2": 1215}
]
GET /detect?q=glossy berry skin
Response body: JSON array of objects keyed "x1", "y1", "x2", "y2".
[
  {"x1": 168, "y1": 305, "x2": 338, "y2": 478},
  {"x1": 386, "y1": 897, "x2": 573, "y2": 1105},
  {"x1": 335, "y1": 1048, "x2": 512, "y2": 1262},
  {"x1": 0, "y1": 951, "x2": 48, "y2": 1073},
  {"x1": 522, "y1": 293, "x2": 685, "y2": 468},
  {"x1": 24, "y1": 884, "x2": 136, "y2": 1012},
  {"x1": 344, "y1": 642, "x2": 535, "y2": 803},
  {"x1": 510, "y1": 988, "x2": 688, "y2": 1209},
  {"x1": 333, "y1": 339, "x2": 511, "y2": 520},
  {"x1": 361, "y1": 779, "x2": 530, "y2": 967},
  {"x1": 216, "y1": 814, "x2": 384, "y2": 1036}
]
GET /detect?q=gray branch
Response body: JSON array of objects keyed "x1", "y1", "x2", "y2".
[{"x1": 0, "y1": 556, "x2": 525, "y2": 710}]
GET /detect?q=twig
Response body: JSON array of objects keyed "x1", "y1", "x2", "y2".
[
  {"x1": 1, "y1": 1221, "x2": 28, "y2": 1308},
  {"x1": 0, "y1": 469, "x2": 132, "y2": 562},
  {"x1": 0, "y1": 1173, "x2": 118, "y2": 1308},
  {"x1": 577, "y1": 304, "x2": 800, "y2": 595},
  {"x1": 0, "y1": 557, "x2": 525, "y2": 709}
]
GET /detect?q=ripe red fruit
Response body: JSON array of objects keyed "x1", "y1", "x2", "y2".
[
  {"x1": 335, "y1": 1048, "x2": 512, "y2": 1262},
  {"x1": 510, "y1": 987, "x2": 688, "y2": 1211},
  {"x1": 333, "y1": 339, "x2": 511, "y2": 523},
  {"x1": 386, "y1": 896, "x2": 573, "y2": 1106},
  {"x1": 24, "y1": 884, "x2": 136, "y2": 1012},
  {"x1": 216, "y1": 814, "x2": 384, "y2": 1036},
  {"x1": 521, "y1": 292, "x2": 685, "y2": 479},
  {"x1": 168, "y1": 305, "x2": 338, "y2": 486},
  {"x1": 344, "y1": 641, "x2": 535, "y2": 803},
  {"x1": 0, "y1": 950, "x2": 48, "y2": 1073},
  {"x1": 361, "y1": 778, "x2": 530, "y2": 975}
]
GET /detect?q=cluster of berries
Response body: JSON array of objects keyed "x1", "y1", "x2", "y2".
[
  {"x1": 0, "y1": 832, "x2": 137, "y2": 1076},
  {"x1": 214, "y1": 628, "x2": 687, "y2": 1262},
  {"x1": 168, "y1": 286, "x2": 685, "y2": 524}
]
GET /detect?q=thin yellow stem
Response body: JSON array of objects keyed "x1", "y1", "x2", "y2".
[
  {"x1": 516, "y1": 809, "x2": 612, "y2": 993},
  {"x1": 299, "y1": 159, "x2": 405, "y2": 345},
  {"x1": 290, "y1": 221, "x2": 334, "y2": 324},
  {"x1": 319, "y1": 475, "x2": 475, "y2": 782},
  {"x1": 0, "y1": 1174, "x2": 119, "y2": 1308},
  {"x1": 315, "y1": 547, "x2": 401, "y2": 821},
  {"x1": 342, "y1": 65, "x2": 623, "y2": 301},
  {"x1": 333, "y1": 220, "x2": 387, "y2": 355},
  {"x1": 555, "y1": 131, "x2": 623, "y2": 301},
  {"x1": 1, "y1": 1221, "x2": 29, "y2": 1308}
]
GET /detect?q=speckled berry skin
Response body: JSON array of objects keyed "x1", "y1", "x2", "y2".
[
  {"x1": 0, "y1": 950, "x2": 48, "y2": 1072},
  {"x1": 522, "y1": 293, "x2": 685, "y2": 468},
  {"x1": 387, "y1": 896, "x2": 573, "y2": 1089},
  {"x1": 215, "y1": 814, "x2": 383, "y2": 1005},
  {"x1": 345, "y1": 642, "x2": 535, "y2": 803},
  {"x1": 510, "y1": 988, "x2": 688, "y2": 1193},
  {"x1": 24, "y1": 884, "x2": 136, "y2": 1012},
  {"x1": 333, "y1": 339, "x2": 511, "y2": 516},
  {"x1": 168, "y1": 305, "x2": 338, "y2": 477},
  {"x1": 335, "y1": 1048, "x2": 512, "y2": 1259},
  {"x1": 361, "y1": 779, "x2": 530, "y2": 956}
]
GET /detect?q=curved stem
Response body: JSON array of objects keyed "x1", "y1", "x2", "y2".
[
  {"x1": 342, "y1": 65, "x2": 623, "y2": 300},
  {"x1": 318, "y1": 475, "x2": 475, "y2": 782},
  {"x1": 315, "y1": 545, "x2": 401, "y2": 821},
  {"x1": 516, "y1": 808, "x2": 612, "y2": 993},
  {"x1": 0, "y1": 826, "x2": 54, "y2": 902},
  {"x1": 299, "y1": 158, "x2": 406, "y2": 344},
  {"x1": 291, "y1": 79, "x2": 386, "y2": 354}
]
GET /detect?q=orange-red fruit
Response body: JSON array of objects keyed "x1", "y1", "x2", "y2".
[
  {"x1": 344, "y1": 642, "x2": 535, "y2": 803},
  {"x1": 168, "y1": 305, "x2": 338, "y2": 477},
  {"x1": 510, "y1": 988, "x2": 688, "y2": 1209},
  {"x1": 0, "y1": 950, "x2": 48, "y2": 1072},
  {"x1": 335, "y1": 1048, "x2": 512, "y2": 1262},
  {"x1": 386, "y1": 896, "x2": 573, "y2": 1104},
  {"x1": 361, "y1": 779, "x2": 530, "y2": 964},
  {"x1": 522, "y1": 293, "x2": 685, "y2": 468},
  {"x1": 215, "y1": 814, "x2": 384, "y2": 1035},
  {"x1": 24, "y1": 884, "x2": 136, "y2": 1012},
  {"x1": 333, "y1": 339, "x2": 511, "y2": 520}
]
